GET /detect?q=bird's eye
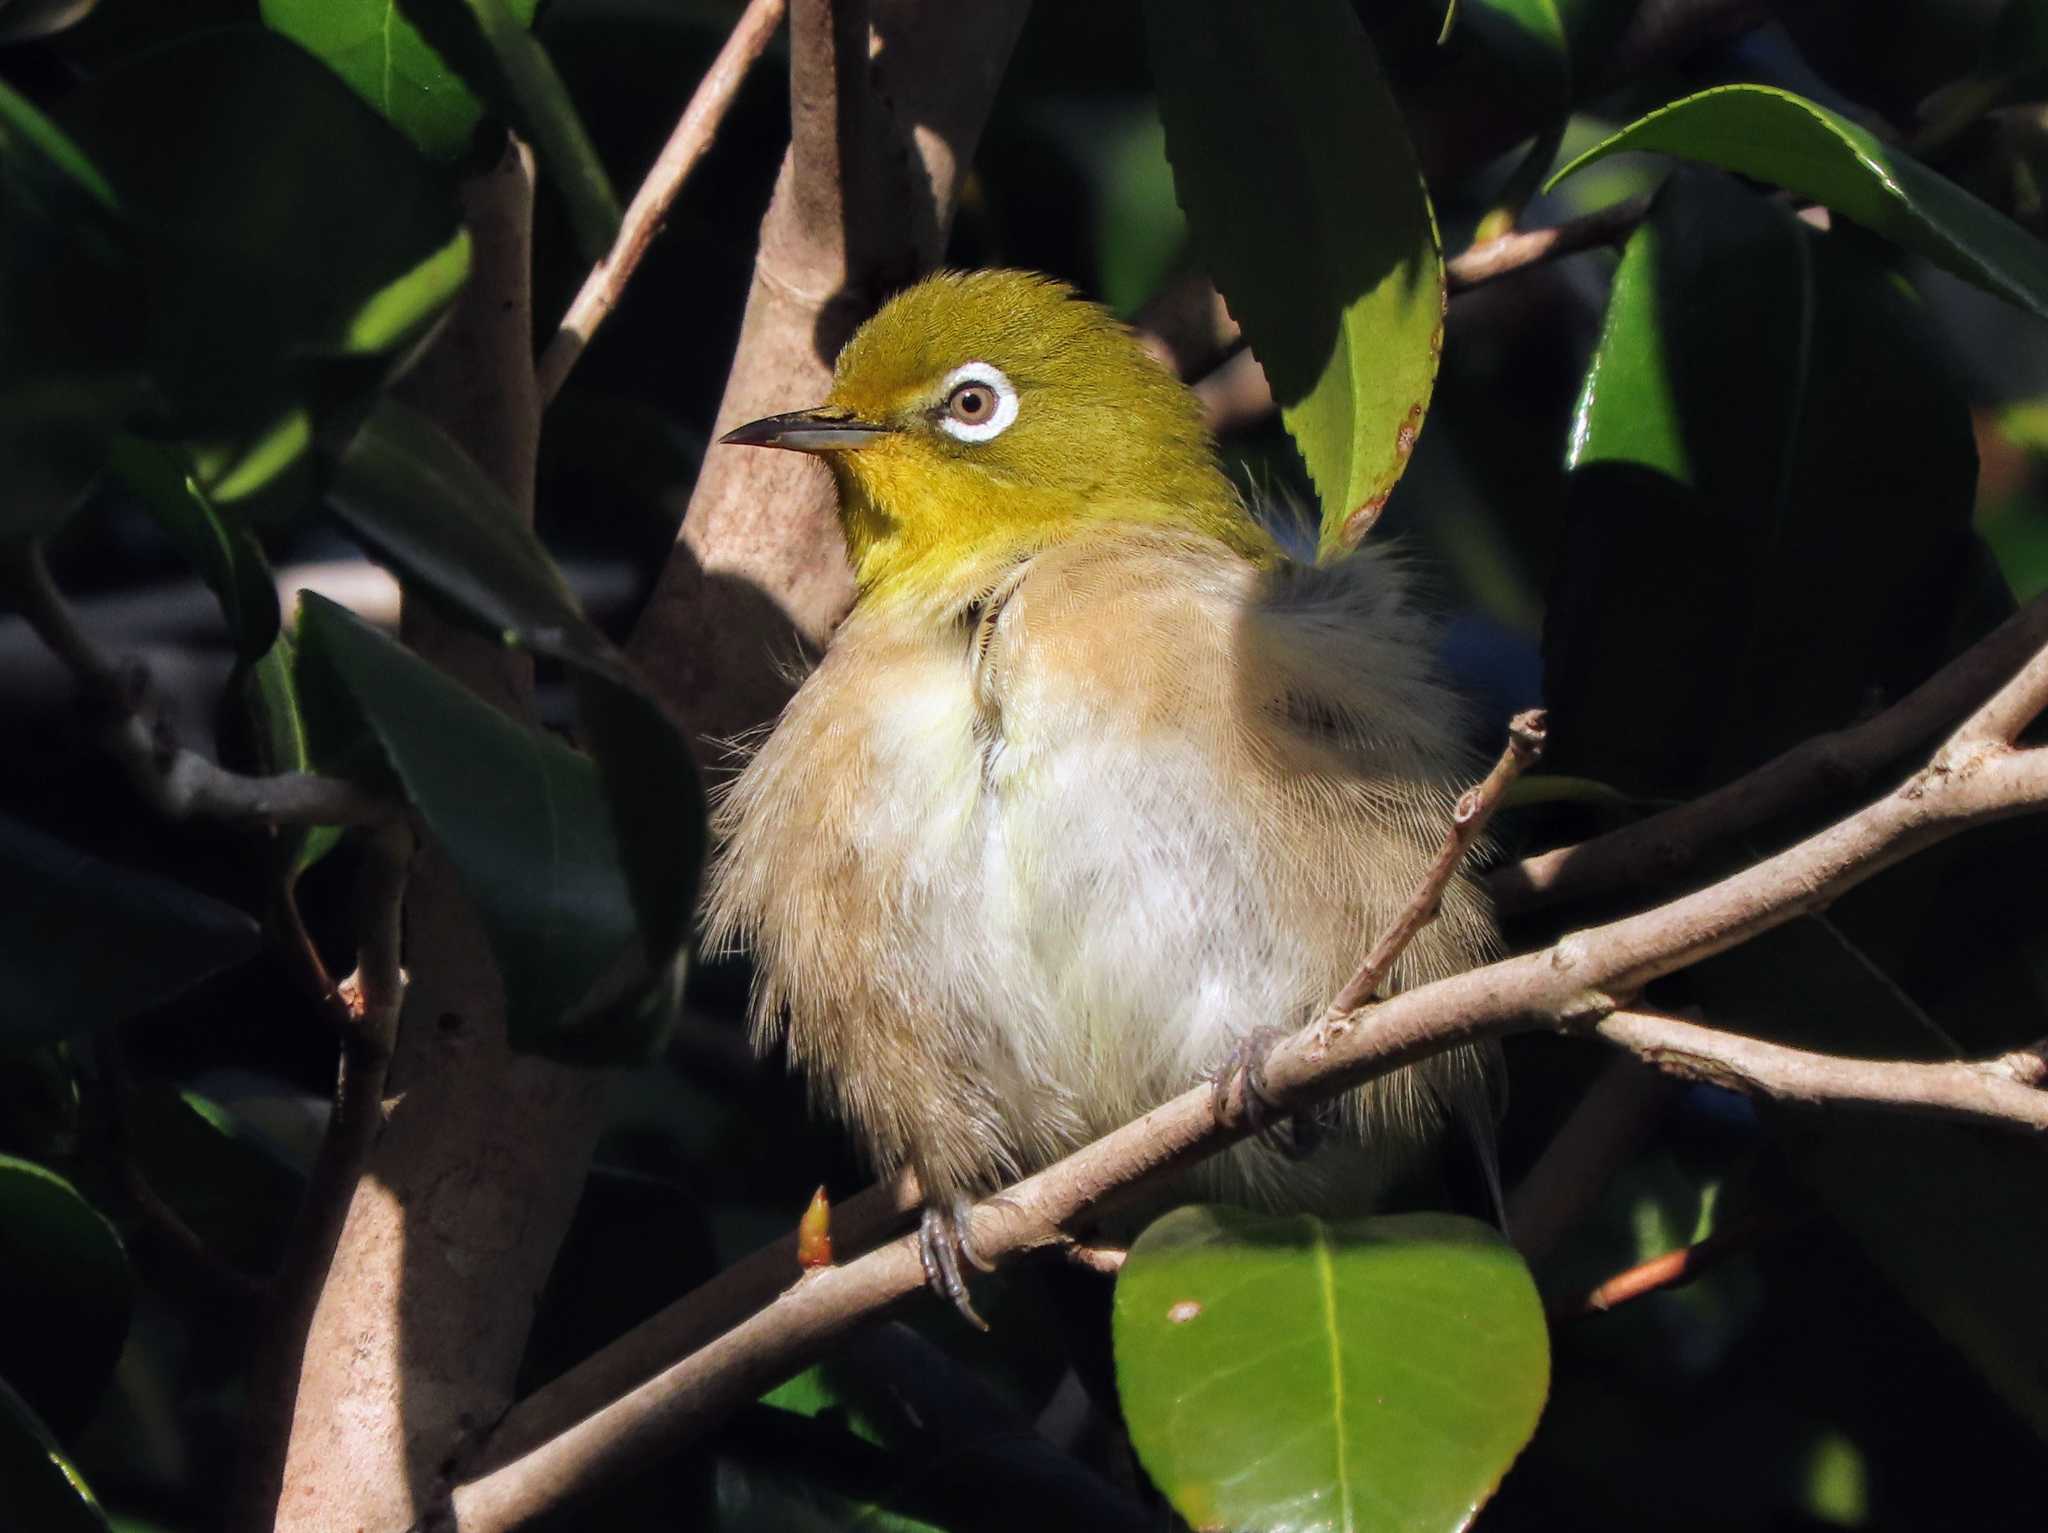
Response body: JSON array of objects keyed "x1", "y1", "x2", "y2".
[
  {"x1": 948, "y1": 384, "x2": 995, "y2": 424},
  {"x1": 934, "y1": 362, "x2": 1019, "y2": 443}
]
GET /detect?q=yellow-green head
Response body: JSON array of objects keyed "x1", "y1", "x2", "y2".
[{"x1": 723, "y1": 269, "x2": 1277, "y2": 608}]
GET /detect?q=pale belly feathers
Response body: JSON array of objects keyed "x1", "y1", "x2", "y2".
[{"x1": 703, "y1": 525, "x2": 1499, "y2": 1213}]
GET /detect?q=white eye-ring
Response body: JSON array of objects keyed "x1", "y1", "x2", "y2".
[{"x1": 935, "y1": 362, "x2": 1019, "y2": 443}]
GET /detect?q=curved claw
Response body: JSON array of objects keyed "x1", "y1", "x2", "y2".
[
  {"x1": 919, "y1": 1199, "x2": 990, "y2": 1330},
  {"x1": 1209, "y1": 1024, "x2": 1321, "y2": 1161}
]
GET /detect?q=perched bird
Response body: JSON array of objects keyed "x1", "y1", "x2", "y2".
[{"x1": 704, "y1": 269, "x2": 1498, "y2": 1320}]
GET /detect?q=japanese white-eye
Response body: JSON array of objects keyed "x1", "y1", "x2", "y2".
[{"x1": 704, "y1": 269, "x2": 1498, "y2": 1319}]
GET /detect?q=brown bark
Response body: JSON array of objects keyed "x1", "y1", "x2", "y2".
[
  {"x1": 247, "y1": 141, "x2": 611, "y2": 1533},
  {"x1": 626, "y1": 0, "x2": 1031, "y2": 751}
]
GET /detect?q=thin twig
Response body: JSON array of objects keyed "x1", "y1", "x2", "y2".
[
  {"x1": 1445, "y1": 193, "x2": 1651, "y2": 293},
  {"x1": 1316, "y1": 708, "x2": 1547, "y2": 1042},
  {"x1": 441, "y1": 629, "x2": 2048, "y2": 1530},
  {"x1": 1494, "y1": 589, "x2": 2048, "y2": 914},
  {"x1": 1553, "y1": 1212, "x2": 1794, "y2": 1320},
  {"x1": 537, "y1": 0, "x2": 787, "y2": 404},
  {"x1": 1596, "y1": 1009, "x2": 2048, "y2": 1131},
  {"x1": 3, "y1": 544, "x2": 391, "y2": 829}
]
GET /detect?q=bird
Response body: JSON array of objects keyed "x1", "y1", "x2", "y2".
[{"x1": 703, "y1": 268, "x2": 1500, "y2": 1323}]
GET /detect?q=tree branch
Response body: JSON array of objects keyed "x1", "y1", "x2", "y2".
[
  {"x1": 1493, "y1": 589, "x2": 2048, "y2": 913},
  {"x1": 243, "y1": 140, "x2": 614, "y2": 1533},
  {"x1": 1444, "y1": 194, "x2": 1651, "y2": 293},
  {"x1": 537, "y1": 0, "x2": 788, "y2": 404},
  {"x1": 1596, "y1": 1009, "x2": 2048, "y2": 1131},
  {"x1": 1552, "y1": 1212, "x2": 1794, "y2": 1319},
  {"x1": 1319, "y1": 708, "x2": 1545, "y2": 1025},
  {"x1": 2, "y1": 544, "x2": 389, "y2": 828},
  {"x1": 432, "y1": 631, "x2": 2048, "y2": 1529},
  {"x1": 625, "y1": 0, "x2": 1031, "y2": 754}
]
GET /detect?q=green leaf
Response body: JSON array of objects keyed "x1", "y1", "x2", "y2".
[
  {"x1": 123, "y1": 1088, "x2": 302, "y2": 1275},
  {"x1": 0, "y1": 1374, "x2": 109, "y2": 1533},
  {"x1": 1459, "y1": 0, "x2": 1640, "y2": 117},
  {"x1": 262, "y1": 0, "x2": 539, "y2": 163},
  {"x1": 1550, "y1": 168, "x2": 2047, "y2": 1432},
  {"x1": 323, "y1": 400, "x2": 708, "y2": 973},
  {"x1": 0, "y1": 1155, "x2": 130, "y2": 1435},
  {"x1": 239, "y1": 629, "x2": 345, "y2": 884},
  {"x1": 58, "y1": 29, "x2": 471, "y2": 429},
  {"x1": 326, "y1": 399, "x2": 606, "y2": 668},
  {"x1": 392, "y1": 0, "x2": 621, "y2": 262},
  {"x1": 108, "y1": 438, "x2": 280, "y2": 663},
  {"x1": 297, "y1": 593, "x2": 642, "y2": 1054},
  {"x1": 1548, "y1": 83, "x2": 2048, "y2": 319},
  {"x1": 1145, "y1": 0, "x2": 1445, "y2": 558},
  {"x1": 0, "y1": 814, "x2": 262, "y2": 1049},
  {"x1": 0, "y1": 79, "x2": 141, "y2": 539},
  {"x1": 574, "y1": 673, "x2": 705, "y2": 961},
  {"x1": 1114, "y1": 1207, "x2": 1549, "y2": 1533},
  {"x1": 1547, "y1": 172, "x2": 1980, "y2": 793}
]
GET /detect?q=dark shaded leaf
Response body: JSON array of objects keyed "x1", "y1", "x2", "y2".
[
  {"x1": 58, "y1": 29, "x2": 470, "y2": 431},
  {"x1": 0, "y1": 78, "x2": 141, "y2": 538},
  {"x1": 123, "y1": 1088, "x2": 302, "y2": 1275},
  {"x1": 1459, "y1": 0, "x2": 1640, "y2": 118},
  {"x1": 1547, "y1": 172, "x2": 1979, "y2": 794},
  {"x1": 326, "y1": 399, "x2": 606, "y2": 668},
  {"x1": 233, "y1": 627, "x2": 345, "y2": 884},
  {"x1": 392, "y1": 0, "x2": 621, "y2": 261},
  {"x1": 107, "y1": 438, "x2": 279, "y2": 662},
  {"x1": 296, "y1": 593, "x2": 641, "y2": 1054},
  {"x1": 325, "y1": 400, "x2": 708, "y2": 986},
  {"x1": 0, "y1": 1374, "x2": 109, "y2": 1533},
  {"x1": 1145, "y1": 0, "x2": 1444, "y2": 557},
  {"x1": 1550, "y1": 83, "x2": 2048, "y2": 319},
  {"x1": 261, "y1": 0, "x2": 539, "y2": 162},
  {"x1": 1114, "y1": 1206, "x2": 1549, "y2": 1533},
  {"x1": 0, "y1": 1155, "x2": 130, "y2": 1435},
  {"x1": 0, "y1": 814, "x2": 262, "y2": 1049}
]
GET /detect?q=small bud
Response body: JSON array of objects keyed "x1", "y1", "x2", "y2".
[{"x1": 796, "y1": 1184, "x2": 833, "y2": 1270}]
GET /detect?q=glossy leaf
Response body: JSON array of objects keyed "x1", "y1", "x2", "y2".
[
  {"x1": 108, "y1": 438, "x2": 280, "y2": 662},
  {"x1": 1551, "y1": 165, "x2": 2048, "y2": 1434},
  {"x1": 325, "y1": 399, "x2": 707, "y2": 967},
  {"x1": 1114, "y1": 1207, "x2": 1549, "y2": 1533},
  {"x1": 239, "y1": 630, "x2": 345, "y2": 884},
  {"x1": 326, "y1": 399, "x2": 607, "y2": 669},
  {"x1": 1548, "y1": 172, "x2": 1980, "y2": 793},
  {"x1": 390, "y1": 0, "x2": 621, "y2": 262},
  {"x1": 1549, "y1": 83, "x2": 2048, "y2": 319},
  {"x1": 58, "y1": 30, "x2": 470, "y2": 428},
  {"x1": 0, "y1": 813, "x2": 262, "y2": 1049},
  {"x1": 0, "y1": 1155, "x2": 130, "y2": 1435},
  {"x1": 1146, "y1": 0, "x2": 1444, "y2": 558},
  {"x1": 262, "y1": 0, "x2": 539, "y2": 162},
  {"x1": 296, "y1": 593, "x2": 641, "y2": 1053},
  {"x1": 0, "y1": 1374, "x2": 109, "y2": 1533}
]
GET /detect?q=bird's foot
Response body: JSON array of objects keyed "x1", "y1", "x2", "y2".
[
  {"x1": 1209, "y1": 1024, "x2": 1320, "y2": 1160},
  {"x1": 919, "y1": 1195, "x2": 994, "y2": 1331}
]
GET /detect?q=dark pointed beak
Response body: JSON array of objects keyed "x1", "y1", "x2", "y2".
[{"x1": 719, "y1": 407, "x2": 893, "y2": 452}]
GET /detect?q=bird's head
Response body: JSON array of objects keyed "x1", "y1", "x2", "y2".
[{"x1": 722, "y1": 269, "x2": 1273, "y2": 606}]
